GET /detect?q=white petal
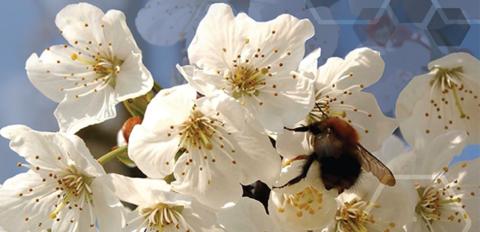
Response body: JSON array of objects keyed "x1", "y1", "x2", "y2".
[
  {"x1": 181, "y1": 201, "x2": 222, "y2": 232},
  {"x1": 269, "y1": 161, "x2": 337, "y2": 231},
  {"x1": 51, "y1": 204, "x2": 81, "y2": 232},
  {"x1": 416, "y1": 131, "x2": 467, "y2": 174},
  {"x1": 55, "y1": 3, "x2": 105, "y2": 50},
  {"x1": 206, "y1": 92, "x2": 248, "y2": 132},
  {"x1": 91, "y1": 178, "x2": 124, "y2": 232},
  {"x1": 140, "y1": 84, "x2": 195, "y2": 130},
  {"x1": 389, "y1": 131, "x2": 467, "y2": 176},
  {"x1": 218, "y1": 197, "x2": 279, "y2": 232},
  {"x1": 106, "y1": 174, "x2": 175, "y2": 206},
  {"x1": 0, "y1": 125, "x2": 103, "y2": 176},
  {"x1": 177, "y1": 64, "x2": 228, "y2": 98},
  {"x1": 276, "y1": 128, "x2": 312, "y2": 159},
  {"x1": 298, "y1": 48, "x2": 321, "y2": 79},
  {"x1": 172, "y1": 151, "x2": 243, "y2": 209},
  {"x1": 375, "y1": 135, "x2": 406, "y2": 165},
  {"x1": 256, "y1": 75, "x2": 315, "y2": 132},
  {"x1": 77, "y1": 203, "x2": 97, "y2": 232},
  {"x1": 395, "y1": 73, "x2": 431, "y2": 123},
  {"x1": 54, "y1": 86, "x2": 117, "y2": 134},
  {"x1": 446, "y1": 158, "x2": 480, "y2": 230},
  {"x1": 199, "y1": 94, "x2": 282, "y2": 185},
  {"x1": 114, "y1": 52, "x2": 153, "y2": 102},
  {"x1": 101, "y1": 9, "x2": 141, "y2": 59},
  {"x1": 233, "y1": 125, "x2": 281, "y2": 186},
  {"x1": 344, "y1": 175, "x2": 417, "y2": 232},
  {"x1": 25, "y1": 46, "x2": 94, "y2": 103},
  {"x1": 0, "y1": 171, "x2": 53, "y2": 232},
  {"x1": 238, "y1": 13, "x2": 314, "y2": 73},
  {"x1": 247, "y1": 1, "x2": 339, "y2": 65},
  {"x1": 317, "y1": 47, "x2": 384, "y2": 89},
  {"x1": 187, "y1": 3, "x2": 243, "y2": 70},
  {"x1": 128, "y1": 125, "x2": 179, "y2": 178}
]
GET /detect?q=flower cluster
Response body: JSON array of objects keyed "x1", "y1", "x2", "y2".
[{"x1": 0, "y1": 2, "x2": 478, "y2": 232}]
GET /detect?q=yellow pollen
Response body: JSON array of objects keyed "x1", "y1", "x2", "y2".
[
  {"x1": 140, "y1": 203, "x2": 184, "y2": 231},
  {"x1": 179, "y1": 111, "x2": 217, "y2": 150},
  {"x1": 229, "y1": 66, "x2": 268, "y2": 99},
  {"x1": 415, "y1": 183, "x2": 464, "y2": 232},
  {"x1": 281, "y1": 186, "x2": 324, "y2": 218},
  {"x1": 335, "y1": 199, "x2": 374, "y2": 232},
  {"x1": 49, "y1": 165, "x2": 93, "y2": 220}
]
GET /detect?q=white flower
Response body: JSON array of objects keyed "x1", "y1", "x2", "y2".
[
  {"x1": 388, "y1": 131, "x2": 477, "y2": 232},
  {"x1": 178, "y1": 3, "x2": 315, "y2": 132},
  {"x1": 277, "y1": 48, "x2": 397, "y2": 159},
  {"x1": 107, "y1": 174, "x2": 221, "y2": 232},
  {"x1": 26, "y1": 2, "x2": 153, "y2": 134},
  {"x1": 269, "y1": 159, "x2": 337, "y2": 231},
  {"x1": 396, "y1": 52, "x2": 480, "y2": 146},
  {"x1": 128, "y1": 84, "x2": 280, "y2": 208},
  {"x1": 325, "y1": 179, "x2": 416, "y2": 232},
  {"x1": 0, "y1": 125, "x2": 123, "y2": 232},
  {"x1": 218, "y1": 197, "x2": 279, "y2": 232}
]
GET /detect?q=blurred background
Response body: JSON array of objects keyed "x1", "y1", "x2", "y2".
[{"x1": 1, "y1": 0, "x2": 478, "y2": 182}]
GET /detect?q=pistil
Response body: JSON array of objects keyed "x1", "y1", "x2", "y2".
[
  {"x1": 335, "y1": 199, "x2": 374, "y2": 232},
  {"x1": 49, "y1": 165, "x2": 93, "y2": 219},
  {"x1": 140, "y1": 203, "x2": 184, "y2": 231},
  {"x1": 229, "y1": 66, "x2": 268, "y2": 99},
  {"x1": 71, "y1": 52, "x2": 123, "y2": 88},
  {"x1": 179, "y1": 110, "x2": 216, "y2": 150}
]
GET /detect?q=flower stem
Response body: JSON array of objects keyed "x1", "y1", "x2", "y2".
[
  {"x1": 122, "y1": 101, "x2": 141, "y2": 117},
  {"x1": 123, "y1": 101, "x2": 144, "y2": 117},
  {"x1": 97, "y1": 146, "x2": 128, "y2": 165}
]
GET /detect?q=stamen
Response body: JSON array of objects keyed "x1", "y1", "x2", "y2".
[
  {"x1": 48, "y1": 165, "x2": 93, "y2": 221},
  {"x1": 140, "y1": 203, "x2": 185, "y2": 231},
  {"x1": 179, "y1": 111, "x2": 216, "y2": 150},
  {"x1": 451, "y1": 87, "x2": 467, "y2": 118},
  {"x1": 335, "y1": 199, "x2": 374, "y2": 232},
  {"x1": 430, "y1": 66, "x2": 467, "y2": 118},
  {"x1": 70, "y1": 52, "x2": 123, "y2": 89},
  {"x1": 279, "y1": 186, "x2": 324, "y2": 217},
  {"x1": 229, "y1": 66, "x2": 268, "y2": 99}
]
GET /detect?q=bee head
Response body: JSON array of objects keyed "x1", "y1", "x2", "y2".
[
  {"x1": 308, "y1": 122, "x2": 326, "y2": 135},
  {"x1": 321, "y1": 117, "x2": 359, "y2": 143}
]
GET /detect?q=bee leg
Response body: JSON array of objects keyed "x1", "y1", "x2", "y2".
[
  {"x1": 284, "y1": 125, "x2": 309, "y2": 132},
  {"x1": 273, "y1": 155, "x2": 315, "y2": 188}
]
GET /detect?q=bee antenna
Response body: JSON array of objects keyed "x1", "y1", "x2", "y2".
[
  {"x1": 284, "y1": 125, "x2": 310, "y2": 132},
  {"x1": 315, "y1": 102, "x2": 327, "y2": 116}
]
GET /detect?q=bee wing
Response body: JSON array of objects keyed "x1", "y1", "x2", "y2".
[{"x1": 355, "y1": 144, "x2": 396, "y2": 186}]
